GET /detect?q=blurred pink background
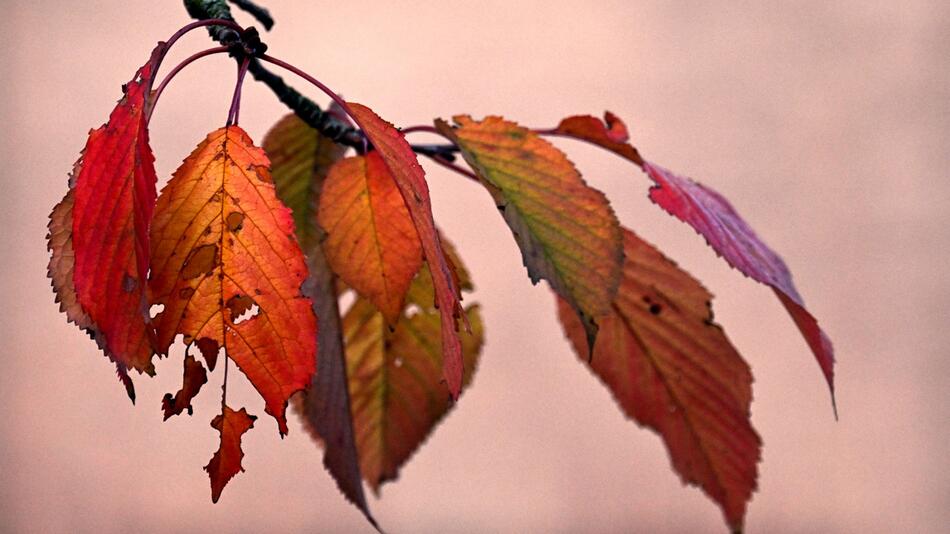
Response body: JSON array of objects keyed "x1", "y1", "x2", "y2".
[{"x1": 1, "y1": 1, "x2": 947, "y2": 532}]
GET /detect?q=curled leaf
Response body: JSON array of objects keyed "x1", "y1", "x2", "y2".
[
  {"x1": 55, "y1": 44, "x2": 163, "y2": 386},
  {"x1": 551, "y1": 112, "x2": 643, "y2": 165}
]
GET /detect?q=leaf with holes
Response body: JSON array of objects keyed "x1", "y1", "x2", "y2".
[
  {"x1": 318, "y1": 151, "x2": 422, "y2": 324},
  {"x1": 205, "y1": 405, "x2": 256, "y2": 503},
  {"x1": 336, "y1": 239, "x2": 482, "y2": 491},
  {"x1": 558, "y1": 228, "x2": 761, "y2": 531},
  {"x1": 49, "y1": 44, "x2": 164, "y2": 395},
  {"x1": 436, "y1": 115, "x2": 623, "y2": 351},
  {"x1": 265, "y1": 114, "x2": 377, "y2": 527},
  {"x1": 643, "y1": 162, "x2": 836, "y2": 409},
  {"x1": 149, "y1": 126, "x2": 316, "y2": 436},
  {"x1": 345, "y1": 102, "x2": 466, "y2": 398}
]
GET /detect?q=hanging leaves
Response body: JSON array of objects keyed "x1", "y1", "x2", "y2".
[
  {"x1": 345, "y1": 102, "x2": 466, "y2": 398},
  {"x1": 549, "y1": 111, "x2": 835, "y2": 409},
  {"x1": 149, "y1": 126, "x2": 317, "y2": 435},
  {"x1": 264, "y1": 114, "x2": 378, "y2": 528},
  {"x1": 644, "y1": 162, "x2": 836, "y2": 408},
  {"x1": 557, "y1": 228, "x2": 761, "y2": 531},
  {"x1": 205, "y1": 405, "x2": 257, "y2": 503},
  {"x1": 318, "y1": 152, "x2": 423, "y2": 324},
  {"x1": 436, "y1": 115, "x2": 623, "y2": 351},
  {"x1": 51, "y1": 45, "x2": 163, "y2": 393}
]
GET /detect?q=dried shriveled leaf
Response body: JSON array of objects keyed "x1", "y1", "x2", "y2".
[
  {"x1": 437, "y1": 115, "x2": 623, "y2": 350},
  {"x1": 344, "y1": 243, "x2": 483, "y2": 491},
  {"x1": 346, "y1": 102, "x2": 465, "y2": 398},
  {"x1": 319, "y1": 152, "x2": 422, "y2": 324},
  {"x1": 558, "y1": 228, "x2": 761, "y2": 531},
  {"x1": 149, "y1": 126, "x2": 317, "y2": 435},
  {"x1": 551, "y1": 112, "x2": 644, "y2": 165},
  {"x1": 61, "y1": 45, "x2": 163, "y2": 381},
  {"x1": 205, "y1": 405, "x2": 256, "y2": 503},
  {"x1": 644, "y1": 162, "x2": 835, "y2": 408},
  {"x1": 263, "y1": 113, "x2": 347, "y2": 251},
  {"x1": 162, "y1": 354, "x2": 208, "y2": 420},
  {"x1": 265, "y1": 114, "x2": 377, "y2": 527}
]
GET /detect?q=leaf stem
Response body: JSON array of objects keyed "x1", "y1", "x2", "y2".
[
  {"x1": 227, "y1": 56, "x2": 252, "y2": 126},
  {"x1": 423, "y1": 154, "x2": 479, "y2": 182},
  {"x1": 148, "y1": 46, "x2": 230, "y2": 123}
]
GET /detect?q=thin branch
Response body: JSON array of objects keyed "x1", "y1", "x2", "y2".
[
  {"x1": 227, "y1": 0, "x2": 274, "y2": 30},
  {"x1": 184, "y1": 0, "x2": 364, "y2": 148}
]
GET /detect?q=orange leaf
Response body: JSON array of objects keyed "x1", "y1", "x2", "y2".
[
  {"x1": 162, "y1": 354, "x2": 208, "y2": 420},
  {"x1": 319, "y1": 152, "x2": 422, "y2": 324},
  {"x1": 437, "y1": 115, "x2": 623, "y2": 351},
  {"x1": 345, "y1": 102, "x2": 465, "y2": 398},
  {"x1": 56, "y1": 45, "x2": 163, "y2": 384},
  {"x1": 550, "y1": 112, "x2": 644, "y2": 166},
  {"x1": 557, "y1": 228, "x2": 761, "y2": 531},
  {"x1": 149, "y1": 126, "x2": 317, "y2": 435},
  {"x1": 263, "y1": 113, "x2": 348, "y2": 251},
  {"x1": 342, "y1": 240, "x2": 483, "y2": 491},
  {"x1": 205, "y1": 405, "x2": 256, "y2": 503}
]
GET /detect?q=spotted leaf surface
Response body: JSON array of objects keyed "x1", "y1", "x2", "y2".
[{"x1": 149, "y1": 126, "x2": 316, "y2": 435}]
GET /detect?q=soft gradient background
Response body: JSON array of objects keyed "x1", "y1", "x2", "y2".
[{"x1": 1, "y1": 1, "x2": 947, "y2": 532}]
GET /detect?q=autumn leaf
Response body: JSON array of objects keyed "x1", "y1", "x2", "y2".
[
  {"x1": 318, "y1": 151, "x2": 423, "y2": 324},
  {"x1": 558, "y1": 228, "x2": 761, "y2": 531},
  {"x1": 643, "y1": 162, "x2": 836, "y2": 409},
  {"x1": 339, "y1": 239, "x2": 483, "y2": 491},
  {"x1": 550, "y1": 112, "x2": 643, "y2": 166},
  {"x1": 346, "y1": 102, "x2": 466, "y2": 398},
  {"x1": 436, "y1": 115, "x2": 623, "y2": 351},
  {"x1": 162, "y1": 354, "x2": 208, "y2": 420},
  {"x1": 51, "y1": 45, "x2": 163, "y2": 390},
  {"x1": 205, "y1": 405, "x2": 256, "y2": 503},
  {"x1": 149, "y1": 126, "x2": 317, "y2": 435},
  {"x1": 265, "y1": 114, "x2": 377, "y2": 527},
  {"x1": 263, "y1": 113, "x2": 347, "y2": 251}
]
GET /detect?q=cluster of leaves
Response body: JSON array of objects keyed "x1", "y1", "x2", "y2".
[{"x1": 47, "y1": 5, "x2": 834, "y2": 532}]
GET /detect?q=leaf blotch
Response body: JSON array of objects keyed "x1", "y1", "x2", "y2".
[{"x1": 181, "y1": 244, "x2": 218, "y2": 279}]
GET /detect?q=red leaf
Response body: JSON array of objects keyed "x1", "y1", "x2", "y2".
[
  {"x1": 205, "y1": 405, "x2": 256, "y2": 503},
  {"x1": 162, "y1": 354, "x2": 208, "y2": 420},
  {"x1": 551, "y1": 112, "x2": 644, "y2": 165},
  {"x1": 558, "y1": 229, "x2": 761, "y2": 531},
  {"x1": 644, "y1": 162, "x2": 835, "y2": 409},
  {"x1": 69, "y1": 45, "x2": 163, "y2": 378},
  {"x1": 345, "y1": 102, "x2": 465, "y2": 398}
]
